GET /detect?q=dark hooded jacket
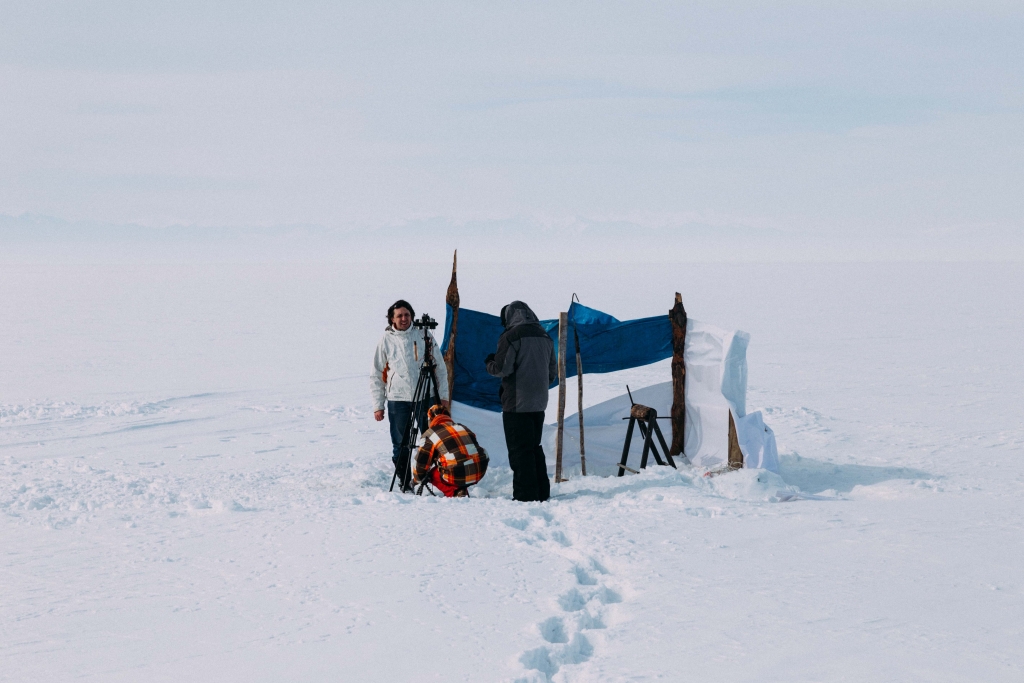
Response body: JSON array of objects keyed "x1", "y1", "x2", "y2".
[{"x1": 485, "y1": 301, "x2": 557, "y2": 413}]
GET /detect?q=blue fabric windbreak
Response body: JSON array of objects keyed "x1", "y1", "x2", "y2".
[{"x1": 441, "y1": 302, "x2": 672, "y2": 412}]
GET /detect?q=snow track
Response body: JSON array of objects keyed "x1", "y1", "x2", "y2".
[{"x1": 502, "y1": 507, "x2": 620, "y2": 683}]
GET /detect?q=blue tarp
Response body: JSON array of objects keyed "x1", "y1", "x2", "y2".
[{"x1": 441, "y1": 302, "x2": 673, "y2": 412}]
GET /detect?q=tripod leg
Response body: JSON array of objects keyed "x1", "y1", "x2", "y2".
[
  {"x1": 636, "y1": 421, "x2": 665, "y2": 466},
  {"x1": 639, "y1": 421, "x2": 657, "y2": 469},
  {"x1": 426, "y1": 368, "x2": 442, "y2": 409},
  {"x1": 617, "y1": 418, "x2": 636, "y2": 477},
  {"x1": 416, "y1": 464, "x2": 436, "y2": 496},
  {"x1": 653, "y1": 422, "x2": 676, "y2": 469},
  {"x1": 650, "y1": 443, "x2": 667, "y2": 466}
]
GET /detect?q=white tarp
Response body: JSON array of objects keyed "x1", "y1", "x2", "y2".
[
  {"x1": 451, "y1": 319, "x2": 778, "y2": 476},
  {"x1": 681, "y1": 319, "x2": 777, "y2": 472},
  {"x1": 734, "y1": 411, "x2": 779, "y2": 471}
]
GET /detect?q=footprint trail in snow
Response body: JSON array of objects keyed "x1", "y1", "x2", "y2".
[{"x1": 502, "y1": 507, "x2": 625, "y2": 682}]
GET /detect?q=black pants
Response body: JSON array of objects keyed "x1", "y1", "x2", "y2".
[{"x1": 502, "y1": 411, "x2": 550, "y2": 502}]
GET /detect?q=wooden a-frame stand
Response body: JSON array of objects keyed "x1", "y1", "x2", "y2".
[{"x1": 616, "y1": 403, "x2": 677, "y2": 476}]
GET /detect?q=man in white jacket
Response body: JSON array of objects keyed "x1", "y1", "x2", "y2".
[{"x1": 371, "y1": 300, "x2": 450, "y2": 467}]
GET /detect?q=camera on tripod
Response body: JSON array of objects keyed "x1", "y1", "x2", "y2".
[{"x1": 412, "y1": 313, "x2": 438, "y2": 330}]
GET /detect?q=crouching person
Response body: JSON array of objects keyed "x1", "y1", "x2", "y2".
[{"x1": 412, "y1": 405, "x2": 489, "y2": 497}]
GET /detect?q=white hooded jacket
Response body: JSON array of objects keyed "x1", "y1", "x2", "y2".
[{"x1": 371, "y1": 325, "x2": 450, "y2": 411}]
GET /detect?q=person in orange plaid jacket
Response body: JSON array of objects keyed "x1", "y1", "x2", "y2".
[{"x1": 412, "y1": 405, "x2": 490, "y2": 497}]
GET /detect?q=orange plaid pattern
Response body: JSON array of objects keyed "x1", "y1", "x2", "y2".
[{"x1": 413, "y1": 411, "x2": 489, "y2": 488}]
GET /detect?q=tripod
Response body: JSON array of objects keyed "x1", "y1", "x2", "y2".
[{"x1": 388, "y1": 314, "x2": 443, "y2": 493}]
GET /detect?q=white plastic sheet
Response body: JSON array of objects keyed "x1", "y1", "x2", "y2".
[
  {"x1": 734, "y1": 411, "x2": 779, "y2": 471},
  {"x1": 683, "y1": 320, "x2": 747, "y2": 469},
  {"x1": 682, "y1": 319, "x2": 777, "y2": 472}
]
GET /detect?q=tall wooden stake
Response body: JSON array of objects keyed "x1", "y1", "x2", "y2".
[
  {"x1": 727, "y1": 411, "x2": 744, "y2": 469},
  {"x1": 555, "y1": 312, "x2": 568, "y2": 483},
  {"x1": 442, "y1": 250, "x2": 459, "y2": 407},
  {"x1": 575, "y1": 324, "x2": 586, "y2": 476},
  {"x1": 669, "y1": 292, "x2": 688, "y2": 456}
]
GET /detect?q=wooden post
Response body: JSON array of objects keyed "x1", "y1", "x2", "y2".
[
  {"x1": 576, "y1": 332, "x2": 587, "y2": 476},
  {"x1": 442, "y1": 250, "x2": 459, "y2": 407},
  {"x1": 669, "y1": 292, "x2": 688, "y2": 456},
  {"x1": 728, "y1": 411, "x2": 744, "y2": 469},
  {"x1": 555, "y1": 312, "x2": 568, "y2": 483}
]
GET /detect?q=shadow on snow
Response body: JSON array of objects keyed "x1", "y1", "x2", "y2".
[{"x1": 779, "y1": 453, "x2": 932, "y2": 494}]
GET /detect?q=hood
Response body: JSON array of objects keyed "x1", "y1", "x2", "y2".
[
  {"x1": 500, "y1": 301, "x2": 540, "y2": 329},
  {"x1": 427, "y1": 403, "x2": 452, "y2": 428}
]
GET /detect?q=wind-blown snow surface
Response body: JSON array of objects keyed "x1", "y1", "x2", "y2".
[{"x1": 2, "y1": 261, "x2": 1022, "y2": 682}]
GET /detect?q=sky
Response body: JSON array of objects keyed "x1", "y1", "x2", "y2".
[{"x1": 0, "y1": 1, "x2": 1021, "y2": 258}]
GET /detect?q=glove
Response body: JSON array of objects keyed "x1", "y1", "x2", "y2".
[{"x1": 485, "y1": 353, "x2": 495, "y2": 365}]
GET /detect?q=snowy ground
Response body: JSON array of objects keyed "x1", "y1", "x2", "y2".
[{"x1": 2, "y1": 261, "x2": 1023, "y2": 682}]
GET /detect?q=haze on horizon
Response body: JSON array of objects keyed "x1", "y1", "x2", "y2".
[{"x1": 1, "y1": 1, "x2": 1021, "y2": 257}]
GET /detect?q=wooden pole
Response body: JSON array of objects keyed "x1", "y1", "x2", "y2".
[
  {"x1": 669, "y1": 292, "x2": 688, "y2": 456},
  {"x1": 442, "y1": 250, "x2": 459, "y2": 409},
  {"x1": 575, "y1": 324, "x2": 586, "y2": 476},
  {"x1": 727, "y1": 411, "x2": 744, "y2": 469},
  {"x1": 555, "y1": 311, "x2": 568, "y2": 483}
]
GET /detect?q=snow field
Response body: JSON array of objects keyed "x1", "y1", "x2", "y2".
[{"x1": 2, "y1": 261, "x2": 1023, "y2": 681}]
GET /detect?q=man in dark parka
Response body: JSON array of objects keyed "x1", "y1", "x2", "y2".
[{"x1": 485, "y1": 301, "x2": 557, "y2": 502}]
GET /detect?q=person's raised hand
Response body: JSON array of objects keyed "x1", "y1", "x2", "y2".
[{"x1": 374, "y1": 410, "x2": 385, "y2": 422}]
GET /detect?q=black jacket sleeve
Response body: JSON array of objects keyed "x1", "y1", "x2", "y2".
[{"x1": 486, "y1": 334, "x2": 517, "y2": 378}]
